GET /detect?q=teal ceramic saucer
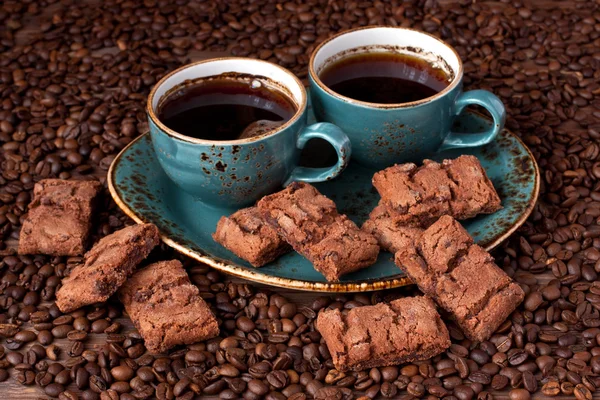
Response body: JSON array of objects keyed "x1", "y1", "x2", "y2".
[{"x1": 108, "y1": 109, "x2": 539, "y2": 292}]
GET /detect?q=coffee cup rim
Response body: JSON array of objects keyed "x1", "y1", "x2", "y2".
[
  {"x1": 308, "y1": 26, "x2": 464, "y2": 109},
  {"x1": 147, "y1": 57, "x2": 307, "y2": 145}
]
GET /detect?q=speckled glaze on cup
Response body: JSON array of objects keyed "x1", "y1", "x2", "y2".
[
  {"x1": 309, "y1": 26, "x2": 506, "y2": 169},
  {"x1": 147, "y1": 58, "x2": 351, "y2": 207}
]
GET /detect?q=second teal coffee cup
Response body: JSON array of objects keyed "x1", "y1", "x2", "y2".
[
  {"x1": 309, "y1": 26, "x2": 506, "y2": 169},
  {"x1": 147, "y1": 58, "x2": 351, "y2": 208}
]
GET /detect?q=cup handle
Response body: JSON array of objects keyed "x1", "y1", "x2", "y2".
[
  {"x1": 284, "y1": 122, "x2": 351, "y2": 186},
  {"x1": 438, "y1": 89, "x2": 506, "y2": 152}
]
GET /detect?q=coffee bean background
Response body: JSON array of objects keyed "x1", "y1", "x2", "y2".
[{"x1": 1, "y1": 0, "x2": 600, "y2": 399}]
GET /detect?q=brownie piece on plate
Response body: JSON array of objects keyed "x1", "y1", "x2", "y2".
[
  {"x1": 56, "y1": 223, "x2": 160, "y2": 313},
  {"x1": 213, "y1": 207, "x2": 291, "y2": 267},
  {"x1": 257, "y1": 182, "x2": 379, "y2": 281},
  {"x1": 19, "y1": 179, "x2": 102, "y2": 256},
  {"x1": 371, "y1": 155, "x2": 501, "y2": 226},
  {"x1": 119, "y1": 260, "x2": 219, "y2": 353},
  {"x1": 362, "y1": 205, "x2": 423, "y2": 253},
  {"x1": 443, "y1": 155, "x2": 503, "y2": 219},
  {"x1": 316, "y1": 296, "x2": 450, "y2": 371}
]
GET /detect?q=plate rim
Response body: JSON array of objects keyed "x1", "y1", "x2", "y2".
[{"x1": 108, "y1": 117, "x2": 540, "y2": 293}]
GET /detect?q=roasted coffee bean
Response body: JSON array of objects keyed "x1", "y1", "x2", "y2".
[
  {"x1": 509, "y1": 388, "x2": 531, "y2": 400},
  {"x1": 267, "y1": 370, "x2": 288, "y2": 389},
  {"x1": 380, "y1": 381, "x2": 398, "y2": 398},
  {"x1": 407, "y1": 382, "x2": 425, "y2": 397},
  {"x1": 77, "y1": 367, "x2": 90, "y2": 390},
  {"x1": 491, "y1": 374, "x2": 508, "y2": 390},
  {"x1": 522, "y1": 371, "x2": 537, "y2": 392},
  {"x1": 45, "y1": 383, "x2": 65, "y2": 397},
  {"x1": 90, "y1": 375, "x2": 108, "y2": 393},
  {"x1": 542, "y1": 381, "x2": 561, "y2": 396},
  {"x1": 52, "y1": 325, "x2": 73, "y2": 339},
  {"x1": 112, "y1": 365, "x2": 135, "y2": 381},
  {"x1": 14, "y1": 330, "x2": 36, "y2": 343}
]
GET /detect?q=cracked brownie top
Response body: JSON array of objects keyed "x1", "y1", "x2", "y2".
[
  {"x1": 119, "y1": 260, "x2": 219, "y2": 354},
  {"x1": 55, "y1": 223, "x2": 160, "y2": 313},
  {"x1": 18, "y1": 179, "x2": 103, "y2": 256},
  {"x1": 371, "y1": 155, "x2": 502, "y2": 225},
  {"x1": 316, "y1": 296, "x2": 450, "y2": 371}
]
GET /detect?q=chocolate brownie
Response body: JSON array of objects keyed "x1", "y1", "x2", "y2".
[
  {"x1": 119, "y1": 260, "x2": 219, "y2": 353},
  {"x1": 443, "y1": 155, "x2": 502, "y2": 218},
  {"x1": 257, "y1": 182, "x2": 379, "y2": 281},
  {"x1": 372, "y1": 156, "x2": 501, "y2": 225},
  {"x1": 18, "y1": 179, "x2": 102, "y2": 256},
  {"x1": 395, "y1": 216, "x2": 524, "y2": 342},
  {"x1": 316, "y1": 296, "x2": 450, "y2": 371},
  {"x1": 362, "y1": 205, "x2": 423, "y2": 253},
  {"x1": 213, "y1": 207, "x2": 291, "y2": 267},
  {"x1": 56, "y1": 224, "x2": 160, "y2": 313}
]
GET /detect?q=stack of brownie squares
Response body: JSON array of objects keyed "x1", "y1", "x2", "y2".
[
  {"x1": 213, "y1": 155, "x2": 525, "y2": 371},
  {"x1": 19, "y1": 179, "x2": 220, "y2": 354}
]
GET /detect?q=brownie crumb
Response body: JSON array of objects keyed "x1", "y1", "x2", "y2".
[
  {"x1": 316, "y1": 296, "x2": 450, "y2": 371},
  {"x1": 119, "y1": 260, "x2": 219, "y2": 353},
  {"x1": 18, "y1": 179, "x2": 102, "y2": 256},
  {"x1": 213, "y1": 207, "x2": 291, "y2": 267},
  {"x1": 55, "y1": 223, "x2": 160, "y2": 313},
  {"x1": 257, "y1": 182, "x2": 379, "y2": 281},
  {"x1": 395, "y1": 216, "x2": 524, "y2": 342}
]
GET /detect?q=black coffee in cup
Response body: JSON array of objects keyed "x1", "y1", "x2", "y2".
[
  {"x1": 157, "y1": 76, "x2": 298, "y2": 141},
  {"x1": 319, "y1": 52, "x2": 452, "y2": 104}
]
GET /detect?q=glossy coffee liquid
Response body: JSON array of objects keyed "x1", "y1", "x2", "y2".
[
  {"x1": 158, "y1": 77, "x2": 297, "y2": 141},
  {"x1": 319, "y1": 52, "x2": 451, "y2": 104}
]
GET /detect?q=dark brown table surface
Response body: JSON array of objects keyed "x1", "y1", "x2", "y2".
[{"x1": 2, "y1": 0, "x2": 600, "y2": 398}]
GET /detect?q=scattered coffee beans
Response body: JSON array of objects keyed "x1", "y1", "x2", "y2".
[{"x1": 1, "y1": 1, "x2": 600, "y2": 399}]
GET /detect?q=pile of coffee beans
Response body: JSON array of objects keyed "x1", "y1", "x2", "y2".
[{"x1": 1, "y1": 0, "x2": 600, "y2": 399}]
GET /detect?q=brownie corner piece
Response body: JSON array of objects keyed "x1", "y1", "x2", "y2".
[
  {"x1": 371, "y1": 163, "x2": 419, "y2": 210},
  {"x1": 443, "y1": 155, "x2": 502, "y2": 217},
  {"x1": 119, "y1": 260, "x2": 219, "y2": 353},
  {"x1": 55, "y1": 223, "x2": 160, "y2": 313},
  {"x1": 310, "y1": 217, "x2": 380, "y2": 281},
  {"x1": 18, "y1": 179, "x2": 103, "y2": 256},
  {"x1": 212, "y1": 207, "x2": 290, "y2": 267}
]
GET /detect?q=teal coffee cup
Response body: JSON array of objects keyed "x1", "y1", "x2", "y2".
[
  {"x1": 147, "y1": 58, "x2": 351, "y2": 207},
  {"x1": 309, "y1": 26, "x2": 506, "y2": 169}
]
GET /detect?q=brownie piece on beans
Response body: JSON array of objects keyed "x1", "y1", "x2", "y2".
[
  {"x1": 213, "y1": 207, "x2": 291, "y2": 267},
  {"x1": 19, "y1": 179, "x2": 102, "y2": 256},
  {"x1": 257, "y1": 182, "x2": 379, "y2": 281},
  {"x1": 119, "y1": 260, "x2": 219, "y2": 353},
  {"x1": 395, "y1": 216, "x2": 524, "y2": 342},
  {"x1": 56, "y1": 223, "x2": 160, "y2": 313},
  {"x1": 316, "y1": 296, "x2": 450, "y2": 371}
]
